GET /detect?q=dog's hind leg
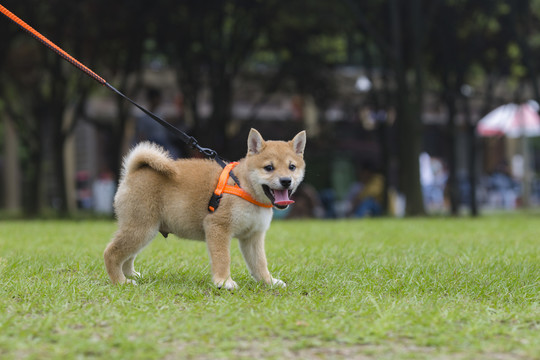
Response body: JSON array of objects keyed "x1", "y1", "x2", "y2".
[{"x1": 104, "y1": 225, "x2": 158, "y2": 284}]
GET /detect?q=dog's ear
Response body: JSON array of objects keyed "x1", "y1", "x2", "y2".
[
  {"x1": 291, "y1": 130, "x2": 306, "y2": 156},
  {"x1": 247, "y1": 128, "x2": 265, "y2": 155}
]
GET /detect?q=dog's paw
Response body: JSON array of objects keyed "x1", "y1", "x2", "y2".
[
  {"x1": 125, "y1": 278, "x2": 138, "y2": 286},
  {"x1": 216, "y1": 278, "x2": 238, "y2": 290},
  {"x1": 125, "y1": 271, "x2": 141, "y2": 279},
  {"x1": 271, "y1": 278, "x2": 286, "y2": 288}
]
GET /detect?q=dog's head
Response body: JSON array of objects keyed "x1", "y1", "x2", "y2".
[{"x1": 244, "y1": 129, "x2": 306, "y2": 210}]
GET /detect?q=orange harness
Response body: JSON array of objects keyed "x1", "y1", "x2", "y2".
[{"x1": 208, "y1": 162, "x2": 273, "y2": 212}]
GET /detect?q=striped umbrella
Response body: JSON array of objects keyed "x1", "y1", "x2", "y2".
[
  {"x1": 477, "y1": 100, "x2": 540, "y2": 207},
  {"x1": 477, "y1": 100, "x2": 540, "y2": 138}
]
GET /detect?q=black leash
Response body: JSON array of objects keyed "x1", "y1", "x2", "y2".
[
  {"x1": 0, "y1": 4, "x2": 241, "y2": 186},
  {"x1": 105, "y1": 84, "x2": 240, "y2": 185}
]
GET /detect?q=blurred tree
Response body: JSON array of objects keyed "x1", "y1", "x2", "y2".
[
  {"x1": 3, "y1": 0, "x2": 540, "y2": 217},
  {"x1": 0, "y1": 1, "x2": 70, "y2": 215},
  {"x1": 0, "y1": 6, "x2": 24, "y2": 211},
  {"x1": 345, "y1": 0, "x2": 441, "y2": 215},
  {"x1": 255, "y1": 0, "x2": 351, "y2": 108},
  {"x1": 427, "y1": 0, "x2": 491, "y2": 216},
  {"x1": 83, "y1": 0, "x2": 150, "y2": 182},
  {"x1": 0, "y1": 0, "x2": 149, "y2": 215},
  {"x1": 427, "y1": 0, "x2": 540, "y2": 215},
  {"x1": 1, "y1": 36, "x2": 45, "y2": 215},
  {"x1": 151, "y1": 0, "x2": 279, "y2": 153},
  {"x1": 152, "y1": 0, "x2": 351, "y2": 155}
]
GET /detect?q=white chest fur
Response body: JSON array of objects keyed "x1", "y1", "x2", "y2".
[{"x1": 230, "y1": 203, "x2": 273, "y2": 239}]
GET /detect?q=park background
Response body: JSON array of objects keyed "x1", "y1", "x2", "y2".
[
  {"x1": 1, "y1": 2, "x2": 540, "y2": 359},
  {"x1": 1, "y1": 0, "x2": 540, "y2": 218}
]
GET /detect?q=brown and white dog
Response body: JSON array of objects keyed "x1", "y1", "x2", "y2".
[{"x1": 104, "y1": 129, "x2": 306, "y2": 289}]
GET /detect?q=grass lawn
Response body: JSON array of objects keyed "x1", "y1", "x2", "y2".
[{"x1": 0, "y1": 215, "x2": 539, "y2": 359}]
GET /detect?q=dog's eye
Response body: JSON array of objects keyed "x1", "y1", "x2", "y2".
[
  {"x1": 264, "y1": 164, "x2": 274, "y2": 172},
  {"x1": 289, "y1": 164, "x2": 296, "y2": 171}
]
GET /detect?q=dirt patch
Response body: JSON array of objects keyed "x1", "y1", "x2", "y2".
[{"x1": 165, "y1": 340, "x2": 533, "y2": 360}]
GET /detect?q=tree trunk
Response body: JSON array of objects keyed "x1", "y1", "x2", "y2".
[
  {"x1": 19, "y1": 125, "x2": 43, "y2": 217},
  {"x1": 3, "y1": 116, "x2": 21, "y2": 211},
  {"x1": 111, "y1": 88, "x2": 131, "y2": 184},
  {"x1": 396, "y1": 94, "x2": 425, "y2": 216},
  {"x1": 209, "y1": 75, "x2": 233, "y2": 155},
  {"x1": 444, "y1": 87, "x2": 459, "y2": 216},
  {"x1": 391, "y1": 0, "x2": 425, "y2": 216},
  {"x1": 51, "y1": 130, "x2": 68, "y2": 215},
  {"x1": 462, "y1": 87, "x2": 479, "y2": 216},
  {"x1": 49, "y1": 56, "x2": 69, "y2": 216},
  {"x1": 1, "y1": 91, "x2": 44, "y2": 216}
]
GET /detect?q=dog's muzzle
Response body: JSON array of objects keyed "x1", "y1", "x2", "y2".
[{"x1": 262, "y1": 184, "x2": 294, "y2": 209}]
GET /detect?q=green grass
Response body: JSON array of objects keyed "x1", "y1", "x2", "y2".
[{"x1": 0, "y1": 216, "x2": 539, "y2": 359}]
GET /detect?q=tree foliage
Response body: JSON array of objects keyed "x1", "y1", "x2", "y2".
[{"x1": 1, "y1": 0, "x2": 540, "y2": 216}]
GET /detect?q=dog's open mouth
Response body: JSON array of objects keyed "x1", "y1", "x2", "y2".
[{"x1": 262, "y1": 185, "x2": 294, "y2": 209}]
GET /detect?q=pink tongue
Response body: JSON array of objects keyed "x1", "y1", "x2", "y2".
[{"x1": 273, "y1": 189, "x2": 294, "y2": 206}]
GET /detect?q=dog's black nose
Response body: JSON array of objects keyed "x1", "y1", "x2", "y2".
[{"x1": 280, "y1": 177, "x2": 292, "y2": 188}]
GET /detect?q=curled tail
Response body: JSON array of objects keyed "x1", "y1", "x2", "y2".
[{"x1": 121, "y1": 142, "x2": 176, "y2": 180}]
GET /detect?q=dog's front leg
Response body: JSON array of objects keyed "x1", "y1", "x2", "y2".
[
  {"x1": 205, "y1": 226, "x2": 238, "y2": 290},
  {"x1": 239, "y1": 232, "x2": 286, "y2": 288}
]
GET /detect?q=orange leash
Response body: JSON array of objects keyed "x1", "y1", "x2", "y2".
[
  {"x1": 0, "y1": 4, "x2": 106, "y2": 85},
  {"x1": 208, "y1": 162, "x2": 273, "y2": 212},
  {"x1": 0, "y1": 4, "x2": 240, "y2": 183}
]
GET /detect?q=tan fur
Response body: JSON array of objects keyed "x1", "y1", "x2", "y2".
[{"x1": 104, "y1": 129, "x2": 306, "y2": 289}]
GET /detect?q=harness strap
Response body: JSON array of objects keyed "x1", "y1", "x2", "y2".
[{"x1": 208, "y1": 162, "x2": 273, "y2": 212}]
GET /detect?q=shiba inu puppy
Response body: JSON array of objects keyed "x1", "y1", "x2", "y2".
[{"x1": 104, "y1": 129, "x2": 306, "y2": 289}]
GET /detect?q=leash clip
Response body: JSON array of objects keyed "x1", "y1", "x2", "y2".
[
  {"x1": 188, "y1": 137, "x2": 217, "y2": 159},
  {"x1": 199, "y1": 147, "x2": 217, "y2": 159}
]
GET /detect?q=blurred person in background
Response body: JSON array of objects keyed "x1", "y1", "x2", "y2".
[{"x1": 348, "y1": 161, "x2": 384, "y2": 217}]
